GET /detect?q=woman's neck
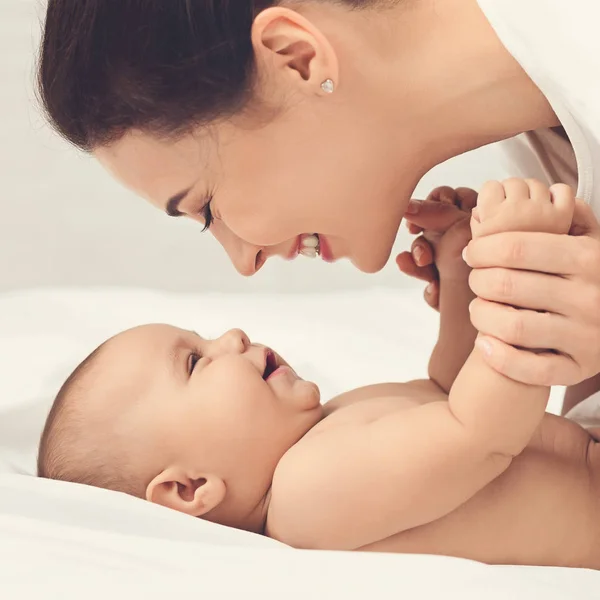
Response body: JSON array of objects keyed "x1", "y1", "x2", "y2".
[{"x1": 346, "y1": 0, "x2": 560, "y2": 170}]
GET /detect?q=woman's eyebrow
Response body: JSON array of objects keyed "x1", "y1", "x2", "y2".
[{"x1": 166, "y1": 189, "x2": 191, "y2": 217}]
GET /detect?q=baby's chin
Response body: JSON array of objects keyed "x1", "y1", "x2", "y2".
[
  {"x1": 295, "y1": 379, "x2": 322, "y2": 412},
  {"x1": 274, "y1": 367, "x2": 321, "y2": 411}
]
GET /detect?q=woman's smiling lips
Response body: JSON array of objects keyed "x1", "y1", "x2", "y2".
[
  {"x1": 318, "y1": 235, "x2": 334, "y2": 262},
  {"x1": 285, "y1": 235, "x2": 336, "y2": 262}
]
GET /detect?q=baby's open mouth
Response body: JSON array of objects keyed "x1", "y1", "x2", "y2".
[{"x1": 263, "y1": 350, "x2": 279, "y2": 380}]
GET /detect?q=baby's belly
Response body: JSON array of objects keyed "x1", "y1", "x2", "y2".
[{"x1": 359, "y1": 415, "x2": 600, "y2": 568}]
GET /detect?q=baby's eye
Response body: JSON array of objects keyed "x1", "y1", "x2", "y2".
[{"x1": 188, "y1": 353, "x2": 201, "y2": 374}]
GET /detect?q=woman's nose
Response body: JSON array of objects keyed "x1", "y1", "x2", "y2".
[
  {"x1": 210, "y1": 223, "x2": 265, "y2": 277},
  {"x1": 231, "y1": 249, "x2": 264, "y2": 277}
]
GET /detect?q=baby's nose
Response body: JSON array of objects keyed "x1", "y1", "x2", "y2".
[{"x1": 219, "y1": 328, "x2": 250, "y2": 354}]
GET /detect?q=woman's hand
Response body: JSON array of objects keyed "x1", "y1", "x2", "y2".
[
  {"x1": 464, "y1": 199, "x2": 600, "y2": 386},
  {"x1": 397, "y1": 186, "x2": 478, "y2": 310}
]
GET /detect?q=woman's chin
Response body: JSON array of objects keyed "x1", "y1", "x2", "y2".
[
  {"x1": 344, "y1": 232, "x2": 396, "y2": 273},
  {"x1": 350, "y1": 251, "x2": 392, "y2": 274}
]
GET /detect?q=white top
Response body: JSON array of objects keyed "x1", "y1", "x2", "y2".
[{"x1": 477, "y1": 0, "x2": 600, "y2": 214}]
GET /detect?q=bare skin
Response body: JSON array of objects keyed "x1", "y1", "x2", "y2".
[
  {"x1": 291, "y1": 382, "x2": 599, "y2": 567},
  {"x1": 266, "y1": 180, "x2": 600, "y2": 569},
  {"x1": 90, "y1": 0, "x2": 600, "y2": 394},
  {"x1": 95, "y1": 0, "x2": 558, "y2": 277},
  {"x1": 46, "y1": 178, "x2": 600, "y2": 568}
]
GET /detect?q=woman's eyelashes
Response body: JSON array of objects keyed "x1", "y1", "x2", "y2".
[{"x1": 199, "y1": 192, "x2": 215, "y2": 232}]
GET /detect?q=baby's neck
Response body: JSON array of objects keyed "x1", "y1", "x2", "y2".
[
  {"x1": 213, "y1": 486, "x2": 272, "y2": 536},
  {"x1": 230, "y1": 424, "x2": 327, "y2": 535},
  {"x1": 254, "y1": 487, "x2": 272, "y2": 535}
]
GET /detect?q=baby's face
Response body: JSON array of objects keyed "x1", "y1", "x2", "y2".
[{"x1": 97, "y1": 324, "x2": 322, "y2": 523}]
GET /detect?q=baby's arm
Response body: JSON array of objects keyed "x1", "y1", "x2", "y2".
[
  {"x1": 270, "y1": 368, "x2": 548, "y2": 550},
  {"x1": 269, "y1": 181, "x2": 575, "y2": 551},
  {"x1": 398, "y1": 187, "x2": 479, "y2": 393},
  {"x1": 428, "y1": 277, "x2": 476, "y2": 393},
  {"x1": 424, "y1": 193, "x2": 477, "y2": 394},
  {"x1": 271, "y1": 358, "x2": 549, "y2": 550},
  {"x1": 431, "y1": 179, "x2": 579, "y2": 469}
]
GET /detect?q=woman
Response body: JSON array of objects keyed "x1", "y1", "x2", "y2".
[{"x1": 38, "y1": 0, "x2": 600, "y2": 403}]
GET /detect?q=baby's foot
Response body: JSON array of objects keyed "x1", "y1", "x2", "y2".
[{"x1": 471, "y1": 179, "x2": 576, "y2": 239}]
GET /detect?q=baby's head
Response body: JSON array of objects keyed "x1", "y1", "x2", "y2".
[{"x1": 38, "y1": 325, "x2": 322, "y2": 532}]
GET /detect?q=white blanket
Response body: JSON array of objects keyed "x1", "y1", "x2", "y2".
[{"x1": 0, "y1": 287, "x2": 593, "y2": 599}]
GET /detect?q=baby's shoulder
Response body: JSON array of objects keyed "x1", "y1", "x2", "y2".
[
  {"x1": 322, "y1": 379, "x2": 444, "y2": 418},
  {"x1": 267, "y1": 380, "x2": 444, "y2": 517},
  {"x1": 265, "y1": 379, "x2": 445, "y2": 545}
]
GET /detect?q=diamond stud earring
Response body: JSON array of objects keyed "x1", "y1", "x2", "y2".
[{"x1": 321, "y1": 79, "x2": 335, "y2": 94}]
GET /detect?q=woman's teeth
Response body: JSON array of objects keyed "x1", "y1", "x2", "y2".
[{"x1": 300, "y1": 234, "x2": 320, "y2": 258}]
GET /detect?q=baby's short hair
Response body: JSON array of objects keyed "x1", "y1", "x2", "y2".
[{"x1": 37, "y1": 343, "x2": 144, "y2": 498}]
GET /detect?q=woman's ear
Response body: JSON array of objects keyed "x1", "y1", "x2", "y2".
[
  {"x1": 251, "y1": 7, "x2": 339, "y2": 95},
  {"x1": 146, "y1": 467, "x2": 226, "y2": 517}
]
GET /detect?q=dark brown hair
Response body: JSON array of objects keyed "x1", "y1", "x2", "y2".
[{"x1": 38, "y1": 1, "x2": 380, "y2": 151}]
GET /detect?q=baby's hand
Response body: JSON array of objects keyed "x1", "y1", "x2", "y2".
[
  {"x1": 471, "y1": 179, "x2": 575, "y2": 239},
  {"x1": 397, "y1": 187, "x2": 477, "y2": 309}
]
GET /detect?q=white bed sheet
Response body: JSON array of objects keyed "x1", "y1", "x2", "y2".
[{"x1": 0, "y1": 287, "x2": 593, "y2": 598}]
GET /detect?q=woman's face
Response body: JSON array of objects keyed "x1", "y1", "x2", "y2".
[
  {"x1": 96, "y1": 104, "x2": 418, "y2": 275},
  {"x1": 93, "y1": 5, "x2": 427, "y2": 276}
]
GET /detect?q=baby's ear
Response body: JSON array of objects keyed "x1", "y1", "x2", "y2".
[{"x1": 146, "y1": 467, "x2": 226, "y2": 517}]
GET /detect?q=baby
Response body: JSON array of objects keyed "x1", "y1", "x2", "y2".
[{"x1": 38, "y1": 179, "x2": 600, "y2": 569}]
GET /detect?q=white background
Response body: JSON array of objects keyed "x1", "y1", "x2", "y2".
[{"x1": 0, "y1": 0, "x2": 538, "y2": 294}]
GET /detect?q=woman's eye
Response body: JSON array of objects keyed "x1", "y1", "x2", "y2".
[{"x1": 188, "y1": 353, "x2": 201, "y2": 374}]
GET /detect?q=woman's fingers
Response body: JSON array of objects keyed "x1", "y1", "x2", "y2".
[
  {"x1": 405, "y1": 199, "x2": 467, "y2": 232},
  {"x1": 396, "y1": 252, "x2": 436, "y2": 283},
  {"x1": 396, "y1": 251, "x2": 439, "y2": 310},
  {"x1": 411, "y1": 236, "x2": 434, "y2": 267},
  {"x1": 475, "y1": 336, "x2": 582, "y2": 387},
  {"x1": 468, "y1": 268, "x2": 574, "y2": 315},
  {"x1": 464, "y1": 231, "x2": 583, "y2": 275},
  {"x1": 470, "y1": 298, "x2": 600, "y2": 386},
  {"x1": 425, "y1": 186, "x2": 458, "y2": 204},
  {"x1": 466, "y1": 211, "x2": 600, "y2": 385},
  {"x1": 406, "y1": 221, "x2": 424, "y2": 235},
  {"x1": 424, "y1": 280, "x2": 440, "y2": 310},
  {"x1": 469, "y1": 298, "x2": 577, "y2": 352},
  {"x1": 454, "y1": 187, "x2": 479, "y2": 212}
]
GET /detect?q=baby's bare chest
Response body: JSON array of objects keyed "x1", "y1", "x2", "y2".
[
  {"x1": 316, "y1": 383, "x2": 591, "y2": 457},
  {"x1": 311, "y1": 385, "x2": 441, "y2": 435}
]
